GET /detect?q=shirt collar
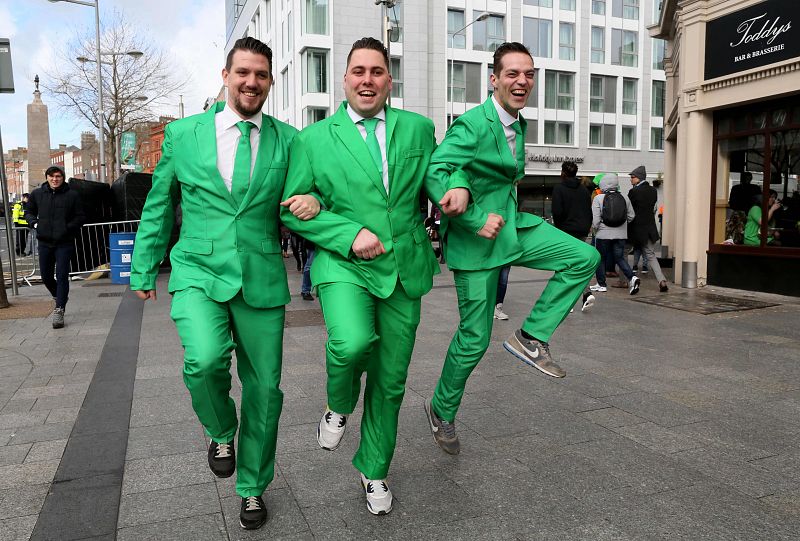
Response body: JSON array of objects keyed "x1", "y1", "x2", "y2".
[
  {"x1": 491, "y1": 95, "x2": 520, "y2": 127},
  {"x1": 346, "y1": 104, "x2": 386, "y2": 125},
  {"x1": 219, "y1": 102, "x2": 262, "y2": 132}
]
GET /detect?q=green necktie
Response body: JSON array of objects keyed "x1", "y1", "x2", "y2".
[
  {"x1": 232, "y1": 121, "x2": 255, "y2": 206},
  {"x1": 511, "y1": 120, "x2": 525, "y2": 180},
  {"x1": 359, "y1": 118, "x2": 383, "y2": 176}
]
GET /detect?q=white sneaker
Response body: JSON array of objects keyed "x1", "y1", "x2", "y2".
[
  {"x1": 589, "y1": 284, "x2": 607, "y2": 292},
  {"x1": 581, "y1": 294, "x2": 596, "y2": 312},
  {"x1": 360, "y1": 472, "x2": 393, "y2": 515},
  {"x1": 629, "y1": 276, "x2": 641, "y2": 295},
  {"x1": 317, "y1": 407, "x2": 347, "y2": 451},
  {"x1": 494, "y1": 303, "x2": 509, "y2": 320}
]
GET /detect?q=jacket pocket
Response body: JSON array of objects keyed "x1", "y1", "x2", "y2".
[
  {"x1": 181, "y1": 237, "x2": 213, "y2": 255},
  {"x1": 269, "y1": 161, "x2": 288, "y2": 169},
  {"x1": 403, "y1": 149, "x2": 424, "y2": 158},
  {"x1": 261, "y1": 239, "x2": 281, "y2": 253}
]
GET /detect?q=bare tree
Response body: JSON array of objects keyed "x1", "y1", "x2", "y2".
[{"x1": 43, "y1": 10, "x2": 187, "y2": 181}]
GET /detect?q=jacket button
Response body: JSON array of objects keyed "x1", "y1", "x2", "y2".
[
  {"x1": 387, "y1": 207, "x2": 393, "y2": 213},
  {"x1": 392, "y1": 237, "x2": 398, "y2": 243}
]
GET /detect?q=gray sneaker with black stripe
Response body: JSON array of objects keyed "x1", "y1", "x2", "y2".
[{"x1": 503, "y1": 330, "x2": 566, "y2": 378}]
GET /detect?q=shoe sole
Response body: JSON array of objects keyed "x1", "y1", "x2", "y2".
[
  {"x1": 494, "y1": 315, "x2": 509, "y2": 320},
  {"x1": 423, "y1": 401, "x2": 460, "y2": 455},
  {"x1": 317, "y1": 422, "x2": 343, "y2": 451},
  {"x1": 503, "y1": 340, "x2": 563, "y2": 378},
  {"x1": 239, "y1": 517, "x2": 267, "y2": 530}
]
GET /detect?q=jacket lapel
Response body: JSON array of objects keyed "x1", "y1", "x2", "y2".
[
  {"x1": 483, "y1": 99, "x2": 516, "y2": 180},
  {"x1": 332, "y1": 103, "x2": 388, "y2": 201},
  {"x1": 385, "y1": 106, "x2": 397, "y2": 201},
  {"x1": 194, "y1": 102, "x2": 237, "y2": 209},
  {"x1": 239, "y1": 113, "x2": 277, "y2": 209}
]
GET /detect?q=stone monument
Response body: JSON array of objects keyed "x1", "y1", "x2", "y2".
[{"x1": 26, "y1": 75, "x2": 52, "y2": 191}]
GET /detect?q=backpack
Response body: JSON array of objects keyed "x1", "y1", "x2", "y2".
[{"x1": 601, "y1": 190, "x2": 627, "y2": 227}]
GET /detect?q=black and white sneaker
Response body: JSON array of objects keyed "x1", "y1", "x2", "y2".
[
  {"x1": 360, "y1": 473, "x2": 393, "y2": 515},
  {"x1": 581, "y1": 293, "x2": 595, "y2": 312},
  {"x1": 239, "y1": 495, "x2": 268, "y2": 530},
  {"x1": 629, "y1": 275, "x2": 641, "y2": 295},
  {"x1": 317, "y1": 407, "x2": 347, "y2": 450},
  {"x1": 208, "y1": 440, "x2": 235, "y2": 478}
]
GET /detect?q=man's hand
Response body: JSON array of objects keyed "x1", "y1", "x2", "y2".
[
  {"x1": 477, "y1": 213, "x2": 505, "y2": 239},
  {"x1": 280, "y1": 194, "x2": 321, "y2": 221},
  {"x1": 439, "y1": 188, "x2": 470, "y2": 217},
  {"x1": 135, "y1": 290, "x2": 157, "y2": 302},
  {"x1": 351, "y1": 228, "x2": 386, "y2": 260}
]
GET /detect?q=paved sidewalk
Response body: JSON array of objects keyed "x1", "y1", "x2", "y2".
[{"x1": 2, "y1": 263, "x2": 800, "y2": 540}]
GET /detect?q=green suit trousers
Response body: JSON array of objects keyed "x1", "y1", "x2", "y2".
[
  {"x1": 170, "y1": 287, "x2": 284, "y2": 497},
  {"x1": 318, "y1": 281, "x2": 420, "y2": 480},
  {"x1": 432, "y1": 222, "x2": 600, "y2": 422}
]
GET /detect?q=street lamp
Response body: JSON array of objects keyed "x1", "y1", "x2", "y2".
[
  {"x1": 48, "y1": 0, "x2": 106, "y2": 183},
  {"x1": 449, "y1": 11, "x2": 489, "y2": 126}
]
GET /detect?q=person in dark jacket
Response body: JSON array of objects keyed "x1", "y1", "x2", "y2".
[
  {"x1": 627, "y1": 165, "x2": 668, "y2": 293},
  {"x1": 25, "y1": 166, "x2": 86, "y2": 328},
  {"x1": 552, "y1": 161, "x2": 596, "y2": 311}
]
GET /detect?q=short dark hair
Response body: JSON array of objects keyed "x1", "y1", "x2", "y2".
[
  {"x1": 45, "y1": 166, "x2": 65, "y2": 178},
  {"x1": 561, "y1": 161, "x2": 578, "y2": 177},
  {"x1": 492, "y1": 42, "x2": 533, "y2": 75},
  {"x1": 346, "y1": 37, "x2": 390, "y2": 70},
  {"x1": 225, "y1": 37, "x2": 273, "y2": 74},
  {"x1": 741, "y1": 171, "x2": 753, "y2": 183},
  {"x1": 769, "y1": 189, "x2": 778, "y2": 198}
]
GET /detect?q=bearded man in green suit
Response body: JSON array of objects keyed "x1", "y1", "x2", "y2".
[
  {"x1": 130, "y1": 37, "x2": 319, "y2": 530},
  {"x1": 281, "y1": 37, "x2": 464, "y2": 516},
  {"x1": 423, "y1": 42, "x2": 601, "y2": 455}
]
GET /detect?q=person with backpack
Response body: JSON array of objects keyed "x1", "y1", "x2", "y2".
[{"x1": 590, "y1": 174, "x2": 639, "y2": 295}]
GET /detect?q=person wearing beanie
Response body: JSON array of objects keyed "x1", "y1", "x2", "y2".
[{"x1": 627, "y1": 166, "x2": 669, "y2": 292}]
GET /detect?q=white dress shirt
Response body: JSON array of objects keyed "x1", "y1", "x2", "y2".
[
  {"x1": 492, "y1": 95, "x2": 521, "y2": 160},
  {"x1": 346, "y1": 105, "x2": 389, "y2": 194},
  {"x1": 214, "y1": 103, "x2": 262, "y2": 192}
]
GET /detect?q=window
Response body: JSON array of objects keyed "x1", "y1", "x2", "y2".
[
  {"x1": 473, "y1": 12, "x2": 505, "y2": 52},
  {"x1": 304, "y1": 0, "x2": 328, "y2": 35},
  {"x1": 650, "y1": 127, "x2": 664, "y2": 150},
  {"x1": 560, "y1": 0, "x2": 575, "y2": 10},
  {"x1": 487, "y1": 65, "x2": 494, "y2": 98},
  {"x1": 523, "y1": 18, "x2": 552, "y2": 59},
  {"x1": 524, "y1": 0, "x2": 553, "y2": 6},
  {"x1": 390, "y1": 57, "x2": 403, "y2": 99},
  {"x1": 592, "y1": 0, "x2": 606, "y2": 15},
  {"x1": 559, "y1": 23, "x2": 575, "y2": 61},
  {"x1": 448, "y1": 9, "x2": 466, "y2": 49},
  {"x1": 304, "y1": 49, "x2": 327, "y2": 94},
  {"x1": 526, "y1": 119, "x2": 538, "y2": 144},
  {"x1": 544, "y1": 71, "x2": 574, "y2": 111},
  {"x1": 622, "y1": 78, "x2": 637, "y2": 115},
  {"x1": 449, "y1": 61, "x2": 482, "y2": 103},
  {"x1": 589, "y1": 124, "x2": 616, "y2": 147},
  {"x1": 305, "y1": 107, "x2": 327, "y2": 126},
  {"x1": 612, "y1": 29, "x2": 638, "y2": 67},
  {"x1": 281, "y1": 68, "x2": 289, "y2": 109},
  {"x1": 544, "y1": 121, "x2": 573, "y2": 145},
  {"x1": 612, "y1": 0, "x2": 639, "y2": 19},
  {"x1": 590, "y1": 75, "x2": 616, "y2": 113},
  {"x1": 652, "y1": 80, "x2": 665, "y2": 117},
  {"x1": 652, "y1": 38, "x2": 666, "y2": 70},
  {"x1": 591, "y1": 26, "x2": 605, "y2": 63},
  {"x1": 387, "y1": 3, "x2": 402, "y2": 43},
  {"x1": 622, "y1": 125, "x2": 636, "y2": 148}
]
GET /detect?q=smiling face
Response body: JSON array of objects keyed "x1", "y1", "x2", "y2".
[
  {"x1": 490, "y1": 51, "x2": 535, "y2": 117},
  {"x1": 222, "y1": 49, "x2": 272, "y2": 118},
  {"x1": 343, "y1": 48, "x2": 392, "y2": 118},
  {"x1": 47, "y1": 171, "x2": 65, "y2": 190}
]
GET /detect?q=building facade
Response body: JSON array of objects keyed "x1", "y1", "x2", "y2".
[
  {"x1": 225, "y1": 0, "x2": 665, "y2": 218},
  {"x1": 653, "y1": 0, "x2": 800, "y2": 296}
]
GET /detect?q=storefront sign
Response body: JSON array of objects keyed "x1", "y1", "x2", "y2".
[
  {"x1": 526, "y1": 151, "x2": 584, "y2": 164},
  {"x1": 705, "y1": 0, "x2": 800, "y2": 80}
]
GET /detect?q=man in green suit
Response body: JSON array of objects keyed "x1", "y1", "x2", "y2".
[
  {"x1": 130, "y1": 37, "x2": 318, "y2": 530},
  {"x1": 423, "y1": 42, "x2": 600, "y2": 455},
  {"x1": 281, "y1": 37, "x2": 461, "y2": 516}
]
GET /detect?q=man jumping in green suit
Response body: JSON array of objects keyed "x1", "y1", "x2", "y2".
[
  {"x1": 423, "y1": 42, "x2": 600, "y2": 455},
  {"x1": 130, "y1": 37, "x2": 318, "y2": 530},
  {"x1": 281, "y1": 37, "x2": 464, "y2": 516}
]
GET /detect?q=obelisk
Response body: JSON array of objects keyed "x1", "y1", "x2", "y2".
[{"x1": 27, "y1": 75, "x2": 52, "y2": 191}]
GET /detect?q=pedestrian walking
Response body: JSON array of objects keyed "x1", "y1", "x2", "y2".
[
  {"x1": 628, "y1": 166, "x2": 669, "y2": 292},
  {"x1": 590, "y1": 175, "x2": 639, "y2": 294},
  {"x1": 129, "y1": 37, "x2": 318, "y2": 530},
  {"x1": 25, "y1": 167, "x2": 85, "y2": 329},
  {"x1": 423, "y1": 42, "x2": 600, "y2": 456}
]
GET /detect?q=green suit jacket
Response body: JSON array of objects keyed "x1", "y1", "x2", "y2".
[
  {"x1": 130, "y1": 102, "x2": 298, "y2": 308},
  {"x1": 280, "y1": 102, "x2": 439, "y2": 300},
  {"x1": 426, "y1": 97, "x2": 544, "y2": 271}
]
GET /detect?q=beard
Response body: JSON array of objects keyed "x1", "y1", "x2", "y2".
[{"x1": 231, "y1": 90, "x2": 266, "y2": 117}]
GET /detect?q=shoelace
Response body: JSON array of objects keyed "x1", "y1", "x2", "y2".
[
  {"x1": 214, "y1": 442, "x2": 232, "y2": 459},
  {"x1": 439, "y1": 419, "x2": 456, "y2": 439},
  {"x1": 244, "y1": 496, "x2": 262, "y2": 511},
  {"x1": 366, "y1": 480, "x2": 389, "y2": 495},
  {"x1": 325, "y1": 411, "x2": 346, "y2": 428}
]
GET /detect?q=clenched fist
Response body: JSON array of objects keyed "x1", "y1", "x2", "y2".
[
  {"x1": 477, "y1": 213, "x2": 505, "y2": 239},
  {"x1": 352, "y1": 228, "x2": 386, "y2": 259}
]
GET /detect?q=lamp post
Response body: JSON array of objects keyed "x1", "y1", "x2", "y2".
[
  {"x1": 448, "y1": 12, "x2": 489, "y2": 126},
  {"x1": 48, "y1": 0, "x2": 107, "y2": 183}
]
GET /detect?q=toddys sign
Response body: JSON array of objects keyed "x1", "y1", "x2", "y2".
[{"x1": 704, "y1": 0, "x2": 799, "y2": 80}]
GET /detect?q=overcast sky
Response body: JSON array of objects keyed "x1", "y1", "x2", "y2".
[{"x1": 0, "y1": 0, "x2": 225, "y2": 152}]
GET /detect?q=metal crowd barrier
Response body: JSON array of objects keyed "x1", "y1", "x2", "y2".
[{"x1": 0, "y1": 225, "x2": 38, "y2": 286}]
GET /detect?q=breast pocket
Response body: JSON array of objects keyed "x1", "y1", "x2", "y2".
[{"x1": 403, "y1": 149, "x2": 425, "y2": 159}]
